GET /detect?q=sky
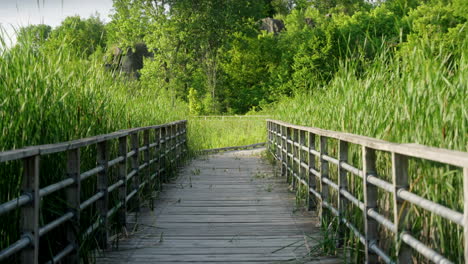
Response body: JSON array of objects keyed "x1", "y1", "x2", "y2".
[{"x1": 0, "y1": 0, "x2": 114, "y2": 46}]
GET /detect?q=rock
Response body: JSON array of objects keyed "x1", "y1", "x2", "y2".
[
  {"x1": 121, "y1": 43, "x2": 153, "y2": 79},
  {"x1": 106, "y1": 43, "x2": 154, "y2": 79},
  {"x1": 259, "y1": 17, "x2": 285, "y2": 34},
  {"x1": 305, "y1": 18, "x2": 315, "y2": 28}
]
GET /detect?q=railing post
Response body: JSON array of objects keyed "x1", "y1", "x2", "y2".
[
  {"x1": 392, "y1": 152, "x2": 411, "y2": 263},
  {"x1": 299, "y1": 130, "x2": 306, "y2": 193},
  {"x1": 308, "y1": 132, "x2": 316, "y2": 211},
  {"x1": 337, "y1": 140, "x2": 348, "y2": 248},
  {"x1": 171, "y1": 125, "x2": 176, "y2": 170},
  {"x1": 65, "y1": 149, "x2": 80, "y2": 263},
  {"x1": 96, "y1": 141, "x2": 109, "y2": 250},
  {"x1": 160, "y1": 127, "x2": 167, "y2": 182},
  {"x1": 178, "y1": 124, "x2": 182, "y2": 159},
  {"x1": 183, "y1": 121, "x2": 188, "y2": 156},
  {"x1": 275, "y1": 124, "x2": 281, "y2": 160},
  {"x1": 143, "y1": 130, "x2": 151, "y2": 200},
  {"x1": 21, "y1": 155, "x2": 40, "y2": 264},
  {"x1": 117, "y1": 135, "x2": 127, "y2": 232},
  {"x1": 167, "y1": 125, "x2": 174, "y2": 170},
  {"x1": 292, "y1": 128, "x2": 299, "y2": 190},
  {"x1": 319, "y1": 136, "x2": 329, "y2": 222},
  {"x1": 363, "y1": 147, "x2": 378, "y2": 263},
  {"x1": 175, "y1": 124, "x2": 179, "y2": 163},
  {"x1": 155, "y1": 128, "x2": 162, "y2": 190},
  {"x1": 280, "y1": 125, "x2": 286, "y2": 177},
  {"x1": 267, "y1": 121, "x2": 271, "y2": 148},
  {"x1": 130, "y1": 132, "x2": 140, "y2": 212},
  {"x1": 464, "y1": 167, "x2": 468, "y2": 264},
  {"x1": 286, "y1": 127, "x2": 292, "y2": 184}
]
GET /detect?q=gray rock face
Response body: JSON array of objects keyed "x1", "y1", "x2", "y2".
[
  {"x1": 106, "y1": 42, "x2": 154, "y2": 79},
  {"x1": 259, "y1": 18, "x2": 285, "y2": 34},
  {"x1": 305, "y1": 18, "x2": 315, "y2": 28}
]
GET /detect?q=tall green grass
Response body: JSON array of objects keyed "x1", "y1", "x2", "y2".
[
  {"x1": 0, "y1": 33, "x2": 188, "y2": 263},
  {"x1": 187, "y1": 116, "x2": 267, "y2": 152},
  {"x1": 263, "y1": 39, "x2": 467, "y2": 262}
]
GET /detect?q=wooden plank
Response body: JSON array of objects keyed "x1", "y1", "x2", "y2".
[
  {"x1": 97, "y1": 149, "x2": 340, "y2": 263},
  {"x1": 21, "y1": 155, "x2": 40, "y2": 264}
]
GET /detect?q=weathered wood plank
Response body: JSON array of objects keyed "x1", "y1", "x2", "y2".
[
  {"x1": 97, "y1": 149, "x2": 340, "y2": 263},
  {"x1": 21, "y1": 155, "x2": 40, "y2": 264}
]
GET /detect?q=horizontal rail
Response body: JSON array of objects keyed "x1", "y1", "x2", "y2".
[
  {"x1": 268, "y1": 119, "x2": 468, "y2": 167},
  {"x1": 80, "y1": 166, "x2": 104, "y2": 181},
  {"x1": 267, "y1": 119, "x2": 468, "y2": 264},
  {"x1": 398, "y1": 189, "x2": 463, "y2": 226},
  {"x1": 40, "y1": 178, "x2": 75, "y2": 197},
  {"x1": 39, "y1": 212, "x2": 74, "y2": 237},
  {"x1": 0, "y1": 194, "x2": 32, "y2": 216},
  {"x1": 45, "y1": 244, "x2": 75, "y2": 264},
  {"x1": 80, "y1": 192, "x2": 104, "y2": 211},
  {"x1": 400, "y1": 232, "x2": 453, "y2": 264},
  {"x1": 0, "y1": 237, "x2": 30, "y2": 261},
  {"x1": 0, "y1": 120, "x2": 187, "y2": 162}
]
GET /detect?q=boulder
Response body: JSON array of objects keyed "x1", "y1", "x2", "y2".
[
  {"x1": 304, "y1": 18, "x2": 316, "y2": 28},
  {"x1": 259, "y1": 18, "x2": 285, "y2": 34},
  {"x1": 106, "y1": 42, "x2": 154, "y2": 79}
]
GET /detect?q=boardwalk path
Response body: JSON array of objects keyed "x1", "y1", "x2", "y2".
[{"x1": 97, "y1": 149, "x2": 341, "y2": 264}]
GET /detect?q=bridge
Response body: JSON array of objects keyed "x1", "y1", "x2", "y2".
[{"x1": 0, "y1": 119, "x2": 467, "y2": 263}]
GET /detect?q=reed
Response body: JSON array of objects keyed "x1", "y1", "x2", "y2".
[
  {"x1": 0, "y1": 32, "x2": 188, "y2": 262},
  {"x1": 264, "y1": 39, "x2": 467, "y2": 262}
]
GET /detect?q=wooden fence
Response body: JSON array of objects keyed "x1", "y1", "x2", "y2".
[
  {"x1": 267, "y1": 119, "x2": 468, "y2": 264},
  {"x1": 0, "y1": 120, "x2": 187, "y2": 264}
]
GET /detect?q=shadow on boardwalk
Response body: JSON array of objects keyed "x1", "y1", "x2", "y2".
[{"x1": 97, "y1": 148, "x2": 341, "y2": 264}]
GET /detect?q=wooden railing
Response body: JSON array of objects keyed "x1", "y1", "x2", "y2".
[
  {"x1": 267, "y1": 119, "x2": 468, "y2": 264},
  {"x1": 0, "y1": 120, "x2": 187, "y2": 264}
]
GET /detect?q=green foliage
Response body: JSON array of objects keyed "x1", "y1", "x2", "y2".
[
  {"x1": 188, "y1": 117, "x2": 266, "y2": 151},
  {"x1": 16, "y1": 24, "x2": 52, "y2": 48},
  {"x1": 107, "y1": 0, "x2": 149, "y2": 50},
  {"x1": 1, "y1": 0, "x2": 467, "y2": 261},
  {"x1": 46, "y1": 15, "x2": 107, "y2": 57},
  {"x1": 0, "y1": 29, "x2": 187, "y2": 262},
  {"x1": 263, "y1": 39, "x2": 467, "y2": 262},
  {"x1": 188, "y1": 87, "x2": 203, "y2": 115}
]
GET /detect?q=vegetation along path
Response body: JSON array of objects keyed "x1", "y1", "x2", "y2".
[{"x1": 97, "y1": 148, "x2": 341, "y2": 264}]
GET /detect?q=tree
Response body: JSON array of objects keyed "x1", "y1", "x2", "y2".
[
  {"x1": 107, "y1": 0, "x2": 150, "y2": 50},
  {"x1": 16, "y1": 24, "x2": 52, "y2": 48},
  {"x1": 46, "y1": 15, "x2": 107, "y2": 57}
]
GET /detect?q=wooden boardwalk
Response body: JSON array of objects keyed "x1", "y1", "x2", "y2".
[{"x1": 97, "y1": 148, "x2": 341, "y2": 264}]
